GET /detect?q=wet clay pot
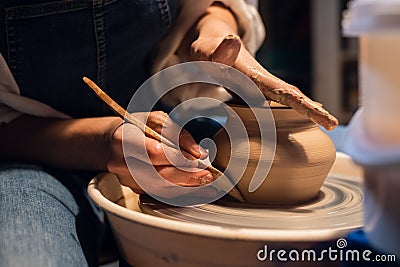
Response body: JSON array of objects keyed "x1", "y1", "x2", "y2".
[{"x1": 213, "y1": 103, "x2": 336, "y2": 204}]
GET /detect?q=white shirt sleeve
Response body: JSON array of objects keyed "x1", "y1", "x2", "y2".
[
  {"x1": 0, "y1": 53, "x2": 69, "y2": 124},
  {"x1": 221, "y1": 0, "x2": 266, "y2": 55}
]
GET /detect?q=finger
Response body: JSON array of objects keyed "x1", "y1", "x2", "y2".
[
  {"x1": 212, "y1": 35, "x2": 241, "y2": 65},
  {"x1": 117, "y1": 174, "x2": 146, "y2": 195},
  {"x1": 124, "y1": 158, "x2": 214, "y2": 199},
  {"x1": 146, "y1": 111, "x2": 208, "y2": 159},
  {"x1": 155, "y1": 165, "x2": 214, "y2": 187},
  {"x1": 232, "y1": 48, "x2": 339, "y2": 131},
  {"x1": 143, "y1": 110, "x2": 169, "y2": 130},
  {"x1": 145, "y1": 137, "x2": 200, "y2": 167},
  {"x1": 263, "y1": 87, "x2": 339, "y2": 131},
  {"x1": 191, "y1": 34, "x2": 241, "y2": 66},
  {"x1": 121, "y1": 123, "x2": 191, "y2": 167},
  {"x1": 177, "y1": 129, "x2": 208, "y2": 160}
]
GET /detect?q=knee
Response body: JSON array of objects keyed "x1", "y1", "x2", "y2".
[
  {"x1": 0, "y1": 164, "x2": 79, "y2": 215},
  {"x1": 1, "y1": 164, "x2": 54, "y2": 187},
  {"x1": 0, "y1": 164, "x2": 88, "y2": 266}
]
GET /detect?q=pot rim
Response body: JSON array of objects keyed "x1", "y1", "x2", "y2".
[
  {"x1": 223, "y1": 102, "x2": 313, "y2": 129},
  {"x1": 223, "y1": 101, "x2": 291, "y2": 110},
  {"x1": 88, "y1": 153, "x2": 362, "y2": 242}
]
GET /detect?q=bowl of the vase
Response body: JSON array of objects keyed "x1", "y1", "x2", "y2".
[{"x1": 213, "y1": 104, "x2": 337, "y2": 204}]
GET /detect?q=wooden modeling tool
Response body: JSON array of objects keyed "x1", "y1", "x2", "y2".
[{"x1": 83, "y1": 77, "x2": 245, "y2": 203}]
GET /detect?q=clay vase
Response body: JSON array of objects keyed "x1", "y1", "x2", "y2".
[{"x1": 213, "y1": 103, "x2": 336, "y2": 204}]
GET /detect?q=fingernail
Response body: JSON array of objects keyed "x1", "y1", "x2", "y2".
[
  {"x1": 198, "y1": 146, "x2": 208, "y2": 159},
  {"x1": 192, "y1": 144, "x2": 208, "y2": 158},
  {"x1": 199, "y1": 173, "x2": 214, "y2": 185}
]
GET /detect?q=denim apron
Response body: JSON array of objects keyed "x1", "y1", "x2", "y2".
[
  {"x1": 0, "y1": 1, "x2": 178, "y2": 266},
  {"x1": 0, "y1": 0, "x2": 178, "y2": 118}
]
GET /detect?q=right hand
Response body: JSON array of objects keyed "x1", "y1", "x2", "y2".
[
  {"x1": 177, "y1": 3, "x2": 339, "y2": 131},
  {"x1": 106, "y1": 111, "x2": 216, "y2": 199}
]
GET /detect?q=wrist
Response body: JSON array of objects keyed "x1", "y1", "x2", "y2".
[
  {"x1": 103, "y1": 117, "x2": 124, "y2": 143},
  {"x1": 101, "y1": 117, "x2": 124, "y2": 171}
]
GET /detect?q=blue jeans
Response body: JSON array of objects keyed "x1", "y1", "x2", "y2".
[{"x1": 0, "y1": 164, "x2": 105, "y2": 267}]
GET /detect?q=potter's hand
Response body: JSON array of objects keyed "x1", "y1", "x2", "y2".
[
  {"x1": 107, "y1": 111, "x2": 215, "y2": 198},
  {"x1": 177, "y1": 4, "x2": 338, "y2": 131}
]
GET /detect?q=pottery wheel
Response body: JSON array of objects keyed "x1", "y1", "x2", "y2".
[{"x1": 139, "y1": 173, "x2": 363, "y2": 233}]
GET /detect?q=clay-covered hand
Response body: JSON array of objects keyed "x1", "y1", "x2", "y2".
[
  {"x1": 107, "y1": 111, "x2": 215, "y2": 198},
  {"x1": 177, "y1": 4, "x2": 338, "y2": 131}
]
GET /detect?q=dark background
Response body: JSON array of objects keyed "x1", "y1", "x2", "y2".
[
  {"x1": 257, "y1": 0, "x2": 312, "y2": 97},
  {"x1": 256, "y1": 0, "x2": 358, "y2": 124}
]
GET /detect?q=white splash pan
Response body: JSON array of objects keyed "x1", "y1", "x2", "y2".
[{"x1": 88, "y1": 152, "x2": 363, "y2": 267}]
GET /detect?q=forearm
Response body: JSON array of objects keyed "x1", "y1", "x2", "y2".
[
  {"x1": 177, "y1": 3, "x2": 239, "y2": 62},
  {"x1": 0, "y1": 115, "x2": 122, "y2": 170},
  {"x1": 179, "y1": 3, "x2": 338, "y2": 130},
  {"x1": 197, "y1": 4, "x2": 239, "y2": 37}
]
